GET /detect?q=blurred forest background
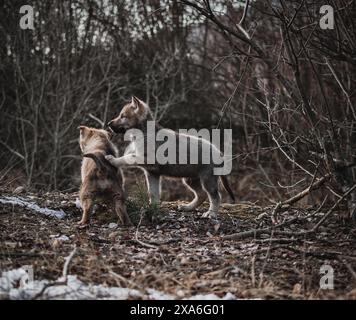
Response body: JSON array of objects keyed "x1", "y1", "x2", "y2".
[{"x1": 1, "y1": 0, "x2": 356, "y2": 210}]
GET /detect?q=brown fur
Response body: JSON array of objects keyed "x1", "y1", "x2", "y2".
[{"x1": 78, "y1": 126, "x2": 131, "y2": 228}]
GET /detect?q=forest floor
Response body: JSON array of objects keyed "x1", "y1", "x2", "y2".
[{"x1": 0, "y1": 187, "x2": 355, "y2": 300}]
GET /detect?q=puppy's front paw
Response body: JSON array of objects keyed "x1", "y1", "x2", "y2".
[
  {"x1": 76, "y1": 220, "x2": 89, "y2": 229},
  {"x1": 201, "y1": 210, "x2": 217, "y2": 219},
  {"x1": 105, "y1": 154, "x2": 119, "y2": 167},
  {"x1": 105, "y1": 155, "x2": 115, "y2": 163}
]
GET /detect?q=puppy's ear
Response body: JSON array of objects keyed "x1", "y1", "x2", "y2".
[
  {"x1": 78, "y1": 126, "x2": 90, "y2": 138},
  {"x1": 78, "y1": 125, "x2": 90, "y2": 131},
  {"x1": 132, "y1": 96, "x2": 144, "y2": 114},
  {"x1": 131, "y1": 96, "x2": 140, "y2": 109}
]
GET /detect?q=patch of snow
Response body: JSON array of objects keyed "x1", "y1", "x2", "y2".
[
  {"x1": 187, "y1": 293, "x2": 221, "y2": 300},
  {"x1": 108, "y1": 223, "x2": 118, "y2": 229},
  {"x1": 222, "y1": 292, "x2": 236, "y2": 300},
  {"x1": 0, "y1": 269, "x2": 28, "y2": 292},
  {"x1": 0, "y1": 196, "x2": 66, "y2": 219},
  {"x1": 186, "y1": 292, "x2": 236, "y2": 300},
  {"x1": 0, "y1": 268, "x2": 237, "y2": 300},
  {"x1": 75, "y1": 198, "x2": 82, "y2": 209},
  {"x1": 0, "y1": 268, "x2": 141, "y2": 300},
  {"x1": 146, "y1": 288, "x2": 174, "y2": 300},
  {"x1": 54, "y1": 235, "x2": 70, "y2": 242}
]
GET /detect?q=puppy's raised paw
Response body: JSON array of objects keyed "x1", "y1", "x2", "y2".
[{"x1": 105, "y1": 155, "x2": 115, "y2": 163}]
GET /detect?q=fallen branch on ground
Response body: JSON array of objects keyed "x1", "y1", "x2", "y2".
[
  {"x1": 134, "y1": 209, "x2": 158, "y2": 249},
  {"x1": 32, "y1": 246, "x2": 77, "y2": 300},
  {"x1": 223, "y1": 184, "x2": 356, "y2": 241},
  {"x1": 271, "y1": 173, "x2": 330, "y2": 223},
  {"x1": 283, "y1": 174, "x2": 330, "y2": 206},
  {"x1": 88, "y1": 113, "x2": 105, "y2": 128}
]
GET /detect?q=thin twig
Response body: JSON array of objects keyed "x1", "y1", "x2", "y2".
[
  {"x1": 271, "y1": 173, "x2": 329, "y2": 223},
  {"x1": 238, "y1": 0, "x2": 250, "y2": 26},
  {"x1": 311, "y1": 184, "x2": 356, "y2": 232},
  {"x1": 283, "y1": 174, "x2": 330, "y2": 206},
  {"x1": 88, "y1": 113, "x2": 105, "y2": 128},
  {"x1": 32, "y1": 246, "x2": 77, "y2": 300},
  {"x1": 62, "y1": 246, "x2": 77, "y2": 280},
  {"x1": 134, "y1": 209, "x2": 158, "y2": 249}
]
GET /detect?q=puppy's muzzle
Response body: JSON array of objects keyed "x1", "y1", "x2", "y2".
[{"x1": 107, "y1": 121, "x2": 126, "y2": 134}]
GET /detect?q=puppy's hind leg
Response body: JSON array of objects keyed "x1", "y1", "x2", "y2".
[
  {"x1": 78, "y1": 196, "x2": 92, "y2": 228},
  {"x1": 200, "y1": 174, "x2": 220, "y2": 219},
  {"x1": 113, "y1": 195, "x2": 132, "y2": 226},
  {"x1": 145, "y1": 172, "x2": 161, "y2": 205},
  {"x1": 178, "y1": 178, "x2": 206, "y2": 212}
]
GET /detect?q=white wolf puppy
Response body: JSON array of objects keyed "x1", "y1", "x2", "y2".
[{"x1": 106, "y1": 96, "x2": 235, "y2": 218}]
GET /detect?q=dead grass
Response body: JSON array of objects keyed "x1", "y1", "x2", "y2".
[{"x1": 0, "y1": 186, "x2": 355, "y2": 299}]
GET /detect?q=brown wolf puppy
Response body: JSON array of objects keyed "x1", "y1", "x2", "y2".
[
  {"x1": 78, "y1": 126, "x2": 131, "y2": 228},
  {"x1": 106, "y1": 97, "x2": 235, "y2": 218}
]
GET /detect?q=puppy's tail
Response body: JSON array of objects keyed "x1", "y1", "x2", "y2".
[
  {"x1": 83, "y1": 153, "x2": 115, "y2": 173},
  {"x1": 220, "y1": 176, "x2": 235, "y2": 203}
]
